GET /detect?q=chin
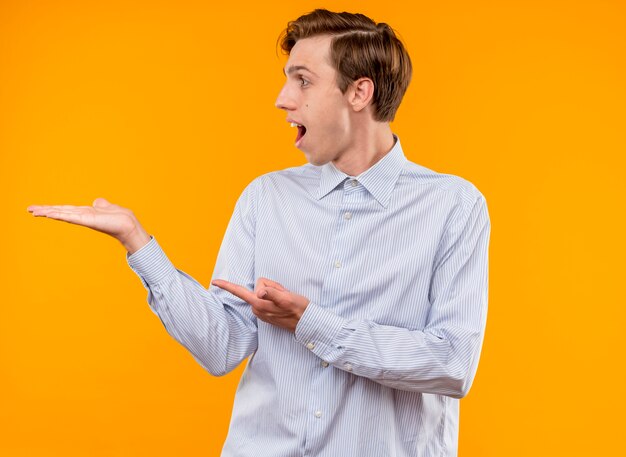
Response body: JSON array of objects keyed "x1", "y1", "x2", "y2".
[
  {"x1": 299, "y1": 141, "x2": 333, "y2": 166},
  {"x1": 299, "y1": 148, "x2": 323, "y2": 166},
  {"x1": 308, "y1": 158, "x2": 323, "y2": 166},
  {"x1": 306, "y1": 155, "x2": 331, "y2": 167}
]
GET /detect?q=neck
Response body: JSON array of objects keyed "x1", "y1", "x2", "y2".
[{"x1": 332, "y1": 122, "x2": 395, "y2": 176}]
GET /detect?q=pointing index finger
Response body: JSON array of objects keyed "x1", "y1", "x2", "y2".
[{"x1": 212, "y1": 279, "x2": 258, "y2": 305}]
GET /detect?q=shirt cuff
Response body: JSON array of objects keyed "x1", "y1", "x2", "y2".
[
  {"x1": 126, "y1": 236, "x2": 177, "y2": 286},
  {"x1": 294, "y1": 302, "x2": 346, "y2": 356}
]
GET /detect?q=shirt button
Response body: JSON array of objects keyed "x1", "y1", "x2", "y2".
[
  {"x1": 351, "y1": 180, "x2": 358, "y2": 187},
  {"x1": 344, "y1": 212, "x2": 352, "y2": 220},
  {"x1": 344, "y1": 363, "x2": 353, "y2": 372},
  {"x1": 314, "y1": 410, "x2": 322, "y2": 418},
  {"x1": 321, "y1": 361, "x2": 329, "y2": 368},
  {"x1": 306, "y1": 342, "x2": 315, "y2": 350},
  {"x1": 334, "y1": 261, "x2": 342, "y2": 268}
]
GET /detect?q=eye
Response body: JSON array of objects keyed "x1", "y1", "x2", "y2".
[{"x1": 299, "y1": 77, "x2": 310, "y2": 87}]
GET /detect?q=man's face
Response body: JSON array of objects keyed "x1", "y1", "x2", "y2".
[{"x1": 275, "y1": 35, "x2": 354, "y2": 166}]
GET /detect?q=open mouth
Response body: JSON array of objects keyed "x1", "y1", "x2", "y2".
[{"x1": 291, "y1": 122, "x2": 307, "y2": 144}]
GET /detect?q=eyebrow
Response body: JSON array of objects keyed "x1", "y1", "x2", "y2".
[{"x1": 283, "y1": 65, "x2": 318, "y2": 77}]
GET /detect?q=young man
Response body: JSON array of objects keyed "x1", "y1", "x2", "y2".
[{"x1": 28, "y1": 9, "x2": 490, "y2": 456}]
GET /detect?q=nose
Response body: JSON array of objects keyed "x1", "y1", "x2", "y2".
[{"x1": 275, "y1": 82, "x2": 296, "y2": 111}]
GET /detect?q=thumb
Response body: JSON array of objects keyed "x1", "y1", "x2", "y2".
[
  {"x1": 93, "y1": 197, "x2": 111, "y2": 208},
  {"x1": 257, "y1": 286, "x2": 285, "y2": 303},
  {"x1": 257, "y1": 277, "x2": 288, "y2": 292}
]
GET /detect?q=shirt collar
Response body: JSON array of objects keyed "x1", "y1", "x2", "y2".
[{"x1": 316, "y1": 136, "x2": 407, "y2": 208}]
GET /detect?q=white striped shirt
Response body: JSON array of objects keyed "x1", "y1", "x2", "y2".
[{"x1": 127, "y1": 137, "x2": 490, "y2": 456}]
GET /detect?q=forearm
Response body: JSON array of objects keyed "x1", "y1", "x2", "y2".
[
  {"x1": 295, "y1": 303, "x2": 485, "y2": 398},
  {"x1": 128, "y1": 238, "x2": 258, "y2": 376}
]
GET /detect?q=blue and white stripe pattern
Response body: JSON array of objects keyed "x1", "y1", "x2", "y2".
[{"x1": 127, "y1": 137, "x2": 490, "y2": 456}]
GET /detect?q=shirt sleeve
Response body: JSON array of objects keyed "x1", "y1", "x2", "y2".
[
  {"x1": 126, "y1": 180, "x2": 260, "y2": 376},
  {"x1": 294, "y1": 193, "x2": 490, "y2": 399}
]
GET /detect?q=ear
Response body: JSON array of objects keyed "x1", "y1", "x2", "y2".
[{"x1": 348, "y1": 77, "x2": 375, "y2": 113}]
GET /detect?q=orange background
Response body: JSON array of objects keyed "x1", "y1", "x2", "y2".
[{"x1": 2, "y1": 0, "x2": 625, "y2": 455}]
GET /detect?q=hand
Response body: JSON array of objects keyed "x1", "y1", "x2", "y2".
[
  {"x1": 27, "y1": 198, "x2": 151, "y2": 254},
  {"x1": 211, "y1": 277, "x2": 310, "y2": 333}
]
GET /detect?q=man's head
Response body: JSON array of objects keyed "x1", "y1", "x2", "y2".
[
  {"x1": 275, "y1": 9, "x2": 412, "y2": 167},
  {"x1": 278, "y1": 9, "x2": 412, "y2": 123}
]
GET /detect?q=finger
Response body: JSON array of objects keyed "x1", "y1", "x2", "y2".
[
  {"x1": 256, "y1": 277, "x2": 288, "y2": 292},
  {"x1": 28, "y1": 204, "x2": 81, "y2": 213},
  {"x1": 93, "y1": 198, "x2": 112, "y2": 208},
  {"x1": 256, "y1": 286, "x2": 288, "y2": 304},
  {"x1": 36, "y1": 211, "x2": 87, "y2": 225},
  {"x1": 29, "y1": 207, "x2": 87, "y2": 217},
  {"x1": 28, "y1": 207, "x2": 65, "y2": 217},
  {"x1": 250, "y1": 300, "x2": 277, "y2": 316},
  {"x1": 212, "y1": 279, "x2": 258, "y2": 304},
  {"x1": 27, "y1": 205, "x2": 48, "y2": 215}
]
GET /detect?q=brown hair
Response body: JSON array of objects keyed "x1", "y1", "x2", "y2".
[{"x1": 279, "y1": 9, "x2": 412, "y2": 122}]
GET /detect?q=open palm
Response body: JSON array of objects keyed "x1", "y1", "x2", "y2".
[{"x1": 27, "y1": 198, "x2": 151, "y2": 253}]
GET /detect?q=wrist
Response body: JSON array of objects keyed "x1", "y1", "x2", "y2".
[{"x1": 120, "y1": 223, "x2": 151, "y2": 254}]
